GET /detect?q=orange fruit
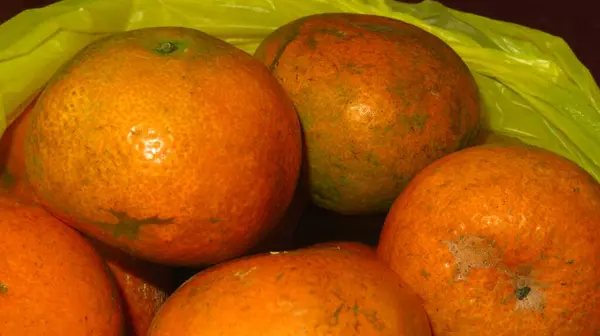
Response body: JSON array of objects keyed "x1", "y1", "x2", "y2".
[
  {"x1": 377, "y1": 145, "x2": 600, "y2": 335},
  {"x1": 0, "y1": 93, "x2": 40, "y2": 201},
  {"x1": 0, "y1": 192, "x2": 124, "y2": 335},
  {"x1": 24, "y1": 27, "x2": 302, "y2": 266},
  {"x1": 254, "y1": 13, "x2": 480, "y2": 214},
  {"x1": 148, "y1": 241, "x2": 432, "y2": 336},
  {"x1": 91, "y1": 239, "x2": 174, "y2": 336}
]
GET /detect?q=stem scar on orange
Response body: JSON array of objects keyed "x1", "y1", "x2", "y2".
[
  {"x1": 377, "y1": 144, "x2": 600, "y2": 335},
  {"x1": 24, "y1": 26, "x2": 303, "y2": 267}
]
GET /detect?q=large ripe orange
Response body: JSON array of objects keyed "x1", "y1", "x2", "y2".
[
  {"x1": 0, "y1": 192, "x2": 124, "y2": 335},
  {"x1": 148, "y1": 241, "x2": 432, "y2": 336},
  {"x1": 24, "y1": 27, "x2": 302, "y2": 266},
  {"x1": 254, "y1": 13, "x2": 480, "y2": 215},
  {"x1": 377, "y1": 145, "x2": 600, "y2": 335},
  {"x1": 91, "y1": 239, "x2": 175, "y2": 336}
]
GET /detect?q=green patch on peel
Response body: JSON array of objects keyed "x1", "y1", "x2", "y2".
[
  {"x1": 392, "y1": 173, "x2": 410, "y2": 191},
  {"x1": 148, "y1": 37, "x2": 231, "y2": 60},
  {"x1": 269, "y1": 35, "x2": 298, "y2": 71},
  {"x1": 328, "y1": 304, "x2": 345, "y2": 326},
  {"x1": 311, "y1": 172, "x2": 342, "y2": 207},
  {"x1": 0, "y1": 283, "x2": 7, "y2": 294},
  {"x1": 304, "y1": 27, "x2": 349, "y2": 50},
  {"x1": 402, "y1": 113, "x2": 429, "y2": 132},
  {"x1": 355, "y1": 19, "x2": 413, "y2": 37},
  {"x1": 365, "y1": 152, "x2": 382, "y2": 167},
  {"x1": 345, "y1": 63, "x2": 363, "y2": 75},
  {"x1": 338, "y1": 175, "x2": 349, "y2": 186},
  {"x1": 209, "y1": 217, "x2": 220, "y2": 223},
  {"x1": 0, "y1": 171, "x2": 16, "y2": 188},
  {"x1": 154, "y1": 41, "x2": 180, "y2": 54},
  {"x1": 266, "y1": 19, "x2": 308, "y2": 71},
  {"x1": 360, "y1": 308, "x2": 385, "y2": 331},
  {"x1": 91, "y1": 210, "x2": 174, "y2": 240},
  {"x1": 420, "y1": 269, "x2": 431, "y2": 279},
  {"x1": 148, "y1": 39, "x2": 192, "y2": 56},
  {"x1": 411, "y1": 114, "x2": 430, "y2": 130},
  {"x1": 358, "y1": 23, "x2": 396, "y2": 33},
  {"x1": 459, "y1": 128, "x2": 480, "y2": 149},
  {"x1": 515, "y1": 286, "x2": 531, "y2": 300},
  {"x1": 327, "y1": 303, "x2": 386, "y2": 331},
  {"x1": 319, "y1": 28, "x2": 348, "y2": 39}
]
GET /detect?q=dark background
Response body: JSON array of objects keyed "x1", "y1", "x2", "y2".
[{"x1": 1, "y1": 0, "x2": 598, "y2": 80}]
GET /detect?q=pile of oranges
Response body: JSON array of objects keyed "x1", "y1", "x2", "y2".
[{"x1": 1, "y1": 12, "x2": 598, "y2": 336}]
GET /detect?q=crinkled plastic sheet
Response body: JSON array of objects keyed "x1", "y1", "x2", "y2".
[{"x1": 1, "y1": 0, "x2": 599, "y2": 179}]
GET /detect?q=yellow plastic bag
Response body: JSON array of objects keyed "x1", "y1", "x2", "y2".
[{"x1": 1, "y1": 0, "x2": 599, "y2": 180}]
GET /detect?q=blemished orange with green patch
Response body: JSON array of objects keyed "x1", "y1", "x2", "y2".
[
  {"x1": 148, "y1": 242, "x2": 432, "y2": 336},
  {"x1": 91, "y1": 239, "x2": 175, "y2": 336},
  {"x1": 0, "y1": 192, "x2": 124, "y2": 335},
  {"x1": 254, "y1": 13, "x2": 480, "y2": 215},
  {"x1": 377, "y1": 145, "x2": 600, "y2": 335},
  {"x1": 24, "y1": 27, "x2": 303, "y2": 266}
]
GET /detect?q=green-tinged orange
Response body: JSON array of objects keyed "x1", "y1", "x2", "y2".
[
  {"x1": 254, "y1": 13, "x2": 480, "y2": 214},
  {"x1": 0, "y1": 192, "x2": 124, "y2": 335},
  {"x1": 377, "y1": 145, "x2": 600, "y2": 335},
  {"x1": 24, "y1": 26, "x2": 302, "y2": 266},
  {"x1": 149, "y1": 242, "x2": 432, "y2": 336}
]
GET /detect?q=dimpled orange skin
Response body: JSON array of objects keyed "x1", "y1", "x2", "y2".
[
  {"x1": 254, "y1": 13, "x2": 480, "y2": 215},
  {"x1": 0, "y1": 192, "x2": 124, "y2": 335},
  {"x1": 377, "y1": 145, "x2": 600, "y2": 335},
  {"x1": 148, "y1": 241, "x2": 432, "y2": 336},
  {"x1": 24, "y1": 27, "x2": 303, "y2": 266},
  {"x1": 91, "y1": 240, "x2": 174, "y2": 336},
  {"x1": 0, "y1": 93, "x2": 39, "y2": 201}
]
